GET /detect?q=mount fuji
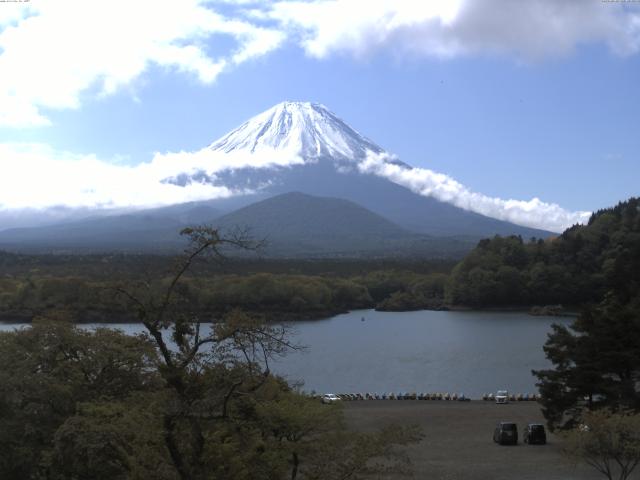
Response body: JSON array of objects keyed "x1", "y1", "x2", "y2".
[
  {"x1": 0, "y1": 101, "x2": 551, "y2": 256},
  {"x1": 168, "y1": 101, "x2": 551, "y2": 238}
]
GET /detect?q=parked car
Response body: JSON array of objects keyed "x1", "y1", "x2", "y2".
[
  {"x1": 523, "y1": 424, "x2": 547, "y2": 444},
  {"x1": 493, "y1": 422, "x2": 518, "y2": 445},
  {"x1": 321, "y1": 393, "x2": 341, "y2": 404},
  {"x1": 495, "y1": 390, "x2": 509, "y2": 404}
]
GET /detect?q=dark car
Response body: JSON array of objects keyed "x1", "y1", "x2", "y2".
[
  {"x1": 523, "y1": 423, "x2": 547, "y2": 444},
  {"x1": 493, "y1": 422, "x2": 518, "y2": 445}
]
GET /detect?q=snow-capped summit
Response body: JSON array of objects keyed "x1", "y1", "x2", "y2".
[{"x1": 209, "y1": 101, "x2": 384, "y2": 161}]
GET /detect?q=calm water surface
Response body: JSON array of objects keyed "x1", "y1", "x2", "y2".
[{"x1": 0, "y1": 309, "x2": 571, "y2": 397}]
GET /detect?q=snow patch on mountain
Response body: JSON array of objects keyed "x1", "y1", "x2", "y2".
[{"x1": 209, "y1": 101, "x2": 386, "y2": 163}]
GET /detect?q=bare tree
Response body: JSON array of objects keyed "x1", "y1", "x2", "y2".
[{"x1": 117, "y1": 226, "x2": 296, "y2": 480}]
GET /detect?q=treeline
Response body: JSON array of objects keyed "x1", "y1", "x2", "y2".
[
  {"x1": 0, "y1": 269, "x2": 451, "y2": 322},
  {"x1": 528, "y1": 199, "x2": 640, "y2": 442},
  {"x1": 355, "y1": 270, "x2": 448, "y2": 311},
  {"x1": 0, "y1": 251, "x2": 454, "y2": 278},
  {"x1": 445, "y1": 197, "x2": 640, "y2": 307}
]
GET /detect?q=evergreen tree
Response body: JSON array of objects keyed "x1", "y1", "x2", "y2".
[{"x1": 534, "y1": 294, "x2": 640, "y2": 430}]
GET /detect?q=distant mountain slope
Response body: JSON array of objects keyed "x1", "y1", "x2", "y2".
[
  {"x1": 213, "y1": 192, "x2": 474, "y2": 257},
  {"x1": 0, "y1": 192, "x2": 476, "y2": 258},
  {"x1": 215, "y1": 192, "x2": 405, "y2": 250},
  {"x1": 214, "y1": 160, "x2": 553, "y2": 239},
  {"x1": 0, "y1": 205, "x2": 220, "y2": 252}
]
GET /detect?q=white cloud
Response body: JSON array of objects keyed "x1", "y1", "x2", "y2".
[
  {"x1": 0, "y1": 2, "x2": 30, "y2": 28},
  {"x1": 1, "y1": 0, "x2": 638, "y2": 127},
  {"x1": 358, "y1": 153, "x2": 591, "y2": 233},
  {"x1": 0, "y1": 0, "x2": 284, "y2": 127},
  {"x1": 0, "y1": 143, "x2": 305, "y2": 210},
  {"x1": 265, "y1": 0, "x2": 640, "y2": 60}
]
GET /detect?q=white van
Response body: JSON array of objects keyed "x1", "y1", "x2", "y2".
[{"x1": 495, "y1": 390, "x2": 509, "y2": 404}]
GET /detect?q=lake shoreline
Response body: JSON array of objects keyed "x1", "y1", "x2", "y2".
[
  {"x1": 0, "y1": 304, "x2": 578, "y2": 325},
  {"x1": 446, "y1": 304, "x2": 579, "y2": 317},
  {"x1": 0, "y1": 308, "x2": 351, "y2": 325}
]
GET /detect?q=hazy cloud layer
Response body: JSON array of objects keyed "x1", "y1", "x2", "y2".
[
  {"x1": 0, "y1": 142, "x2": 590, "y2": 232},
  {"x1": 358, "y1": 153, "x2": 591, "y2": 233},
  {"x1": 0, "y1": 143, "x2": 306, "y2": 210}
]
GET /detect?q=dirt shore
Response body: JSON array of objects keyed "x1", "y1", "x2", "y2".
[{"x1": 343, "y1": 400, "x2": 601, "y2": 480}]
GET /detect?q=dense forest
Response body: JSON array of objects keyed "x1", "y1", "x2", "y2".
[
  {"x1": 527, "y1": 200, "x2": 640, "y2": 440},
  {"x1": 445, "y1": 198, "x2": 640, "y2": 308},
  {"x1": 0, "y1": 253, "x2": 452, "y2": 322}
]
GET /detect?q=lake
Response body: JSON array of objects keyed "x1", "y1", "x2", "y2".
[{"x1": 0, "y1": 309, "x2": 571, "y2": 398}]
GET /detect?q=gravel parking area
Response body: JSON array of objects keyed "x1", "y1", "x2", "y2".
[{"x1": 344, "y1": 400, "x2": 601, "y2": 480}]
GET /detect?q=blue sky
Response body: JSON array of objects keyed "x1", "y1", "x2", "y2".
[{"x1": 0, "y1": 0, "x2": 638, "y2": 229}]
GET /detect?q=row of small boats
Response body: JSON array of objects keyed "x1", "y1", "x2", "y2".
[
  {"x1": 482, "y1": 393, "x2": 541, "y2": 401},
  {"x1": 329, "y1": 392, "x2": 471, "y2": 401},
  {"x1": 311, "y1": 392, "x2": 543, "y2": 401}
]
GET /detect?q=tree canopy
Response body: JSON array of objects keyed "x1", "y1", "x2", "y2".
[
  {"x1": 562, "y1": 409, "x2": 640, "y2": 480},
  {"x1": 0, "y1": 227, "x2": 422, "y2": 480},
  {"x1": 533, "y1": 295, "x2": 640, "y2": 431},
  {"x1": 528, "y1": 199, "x2": 640, "y2": 432},
  {"x1": 446, "y1": 197, "x2": 640, "y2": 308}
]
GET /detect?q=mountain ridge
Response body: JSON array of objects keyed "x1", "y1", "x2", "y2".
[{"x1": 0, "y1": 192, "x2": 477, "y2": 258}]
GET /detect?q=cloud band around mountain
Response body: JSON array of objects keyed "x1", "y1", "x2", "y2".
[
  {"x1": 0, "y1": 143, "x2": 310, "y2": 211},
  {"x1": 0, "y1": 142, "x2": 589, "y2": 232},
  {"x1": 358, "y1": 153, "x2": 591, "y2": 233}
]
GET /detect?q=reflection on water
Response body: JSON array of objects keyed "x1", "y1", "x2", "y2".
[{"x1": 0, "y1": 309, "x2": 571, "y2": 397}]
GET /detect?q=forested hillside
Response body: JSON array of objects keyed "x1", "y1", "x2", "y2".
[{"x1": 445, "y1": 198, "x2": 640, "y2": 307}]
